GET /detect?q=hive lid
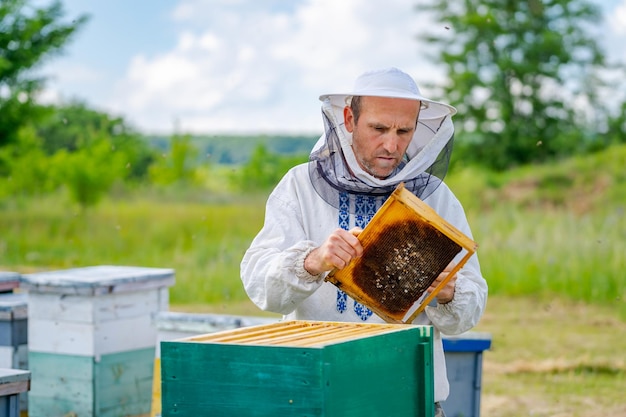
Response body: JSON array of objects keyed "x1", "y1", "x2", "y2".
[
  {"x1": 0, "y1": 292, "x2": 28, "y2": 320},
  {"x1": 0, "y1": 271, "x2": 21, "y2": 292},
  {"x1": 177, "y1": 320, "x2": 432, "y2": 348},
  {"x1": 326, "y1": 183, "x2": 477, "y2": 324},
  {"x1": 20, "y1": 265, "x2": 175, "y2": 295}
]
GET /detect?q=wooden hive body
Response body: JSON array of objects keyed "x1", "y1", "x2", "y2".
[
  {"x1": 326, "y1": 183, "x2": 477, "y2": 323},
  {"x1": 20, "y1": 265, "x2": 174, "y2": 417},
  {"x1": 160, "y1": 320, "x2": 434, "y2": 417}
]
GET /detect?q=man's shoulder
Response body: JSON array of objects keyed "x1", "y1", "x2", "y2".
[
  {"x1": 282, "y1": 161, "x2": 310, "y2": 180},
  {"x1": 423, "y1": 181, "x2": 460, "y2": 206},
  {"x1": 272, "y1": 162, "x2": 312, "y2": 191}
]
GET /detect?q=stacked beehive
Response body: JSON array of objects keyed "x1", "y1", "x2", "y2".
[
  {"x1": 21, "y1": 265, "x2": 174, "y2": 417},
  {"x1": 0, "y1": 272, "x2": 29, "y2": 414}
]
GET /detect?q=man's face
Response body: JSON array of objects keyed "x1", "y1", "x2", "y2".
[{"x1": 344, "y1": 96, "x2": 420, "y2": 179}]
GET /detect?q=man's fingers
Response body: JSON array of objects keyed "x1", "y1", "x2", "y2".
[
  {"x1": 349, "y1": 227, "x2": 363, "y2": 237},
  {"x1": 320, "y1": 228, "x2": 363, "y2": 269}
]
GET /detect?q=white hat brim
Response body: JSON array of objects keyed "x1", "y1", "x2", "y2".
[{"x1": 319, "y1": 92, "x2": 456, "y2": 120}]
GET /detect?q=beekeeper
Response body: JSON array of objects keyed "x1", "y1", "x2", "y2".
[{"x1": 241, "y1": 67, "x2": 488, "y2": 417}]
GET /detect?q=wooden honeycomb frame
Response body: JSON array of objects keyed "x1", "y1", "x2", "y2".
[{"x1": 326, "y1": 183, "x2": 477, "y2": 324}]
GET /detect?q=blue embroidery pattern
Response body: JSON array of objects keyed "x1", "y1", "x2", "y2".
[
  {"x1": 336, "y1": 290, "x2": 348, "y2": 314},
  {"x1": 336, "y1": 193, "x2": 350, "y2": 314},
  {"x1": 338, "y1": 192, "x2": 350, "y2": 231},
  {"x1": 336, "y1": 193, "x2": 376, "y2": 321}
]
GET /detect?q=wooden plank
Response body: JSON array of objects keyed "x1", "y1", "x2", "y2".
[
  {"x1": 0, "y1": 272, "x2": 20, "y2": 294},
  {"x1": 0, "y1": 368, "x2": 30, "y2": 388},
  {"x1": 161, "y1": 342, "x2": 324, "y2": 416},
  {"x1": 185, "y1": 320, "x2": 311, "y2": 342},
  {"x1": 225, "y1": 325, "x2": 405, "y2": 347},
  {"x1": 185, "y1": 320, "x2": 411, "y2": 346},
  {"x1": 0, "y1": 293, "x2": 28, "y2": 321},
  {"x1": 0, "y1": 380, "x2": 29, "y2": 397},
  {"x1": 150, "y1": 358, "x2": 161, "y2": 417},
  {"x1": 0, "y1": 319, "x2": 27, "y2": 348},
  {"x1": 14, "y1": 344, "x2": 27, "y2": 370},
  {"x1": 321, "y1": 331, "x2": 432, "y2": 416},
  {"x1": 0, "y1": 347, "x2": 14, "y2": 369},
  {"x1": 28, "y1": 315, "x2": 157, "y2": 356},
  {"x1": 27, "y1": 395, "x2": 93, "y2": 417},
  {"x1": 27, "y1": 290, "x2": 167, "y2": 323},
  {"x1": 95, "y1": 347, "x2": 154, "y2": 416},
  {"x1": 0, "y1": 395, "x2": 20, "y2": 417},
  {"x1": 20, "y1": 265, "x2": 175, "y2": 296},
  {"x1": 28, "y1": 349, "x2": 154, "y2": 417},
  {"x1": 28, "y1": 352, "x2": 94, "y2": 417}
]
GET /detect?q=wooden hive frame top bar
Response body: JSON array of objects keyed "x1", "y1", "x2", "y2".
[{"x1": 179, "y1": 320, "x2": 429, "y2": 348}]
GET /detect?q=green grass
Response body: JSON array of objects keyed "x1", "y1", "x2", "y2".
[
  {"x1": 475, "y1": 296, "x2": 626, "y2": 417},
  {"x1": 468, "y1": 207, "x2": 625, "y2": 304},
  {"x1": 1, "y1": 145, "x2": 625, "y2": 417},
  {"x1": 0, "y1": 191, "x2": 267, "y2": 305},
  {"x1": 1, "y1": 145, "x2": 625, "y2": 318},
  {"x1": 447, "y1": 144, "x2": 626, "y2": 318}
]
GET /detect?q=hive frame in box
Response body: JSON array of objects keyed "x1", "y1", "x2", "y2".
[
  {"x1": 326, "y1": 183, "x2": 477, "y2": 324},
  {"x1": 161, "y1": 320, "x2": 435, "y2": 417}
]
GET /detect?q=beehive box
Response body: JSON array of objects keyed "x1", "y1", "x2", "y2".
[
  {"x1": 0, "y1": 272, "x2": 21, "y2": 293},
  {"x1": 442, "y1": 333, "x2": 492, "y2": 417},
  {"x1": 150, "y1": 312, "x2": 278, "y2": 417},
  {"x1": 0, "y1": 293, "x2": 29, "y2": 414},
  {"x1": 327, "y1": 183, "x2": 477, "y2": 323},
  {"x1": 0, "y1": 368, "x2": 30, "y2": 417},
  {"x1": 0, "y1": 293, "x2": 28, "y2": 360},
  {"x1": 161, "y1": 320, "x2": 434, "y2": 417},
  {"x1": 20, "y1": 265, "x2": 175, "y2": 417}
]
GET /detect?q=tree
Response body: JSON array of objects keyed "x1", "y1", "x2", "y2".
[
  {"x1": 231, "y1": 144, "x2": 308, "y2": 191},
  {"x1": 0, "y1": 0, "x2": 88, "y2": 147},
  {"x1": 51, "y1": 134, "x2": 127, "y2": 209},
  {"x1": 149, "y1": 133, "x2": 200, "y2": 186},
  {"x1": 419, "y1": 0, "x2": 622, "y2": 170},
  {"x1": 37, "y1": 101, "x2": 156, "y2": 181}
]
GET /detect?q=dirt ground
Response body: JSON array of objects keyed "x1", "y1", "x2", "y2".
[{"x1": 474, "y1": 296, "x2": 626, "y2": 417}]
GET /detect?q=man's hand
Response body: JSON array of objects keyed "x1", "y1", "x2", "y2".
[
  {"x1": 304, "y1": 228, "x2": 363, "y2": 275},
  {"x1": 428, "y1": 261, "x2": 457, "y2": 304}
]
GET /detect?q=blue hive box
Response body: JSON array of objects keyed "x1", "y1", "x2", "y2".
[{"x1": 442, "y1": 332, "x2": 492, "y2": 417}]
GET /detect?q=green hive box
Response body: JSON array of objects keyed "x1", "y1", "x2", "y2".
[{"x1": 161, "y1": 320, "x2": 434, "y2": 417}]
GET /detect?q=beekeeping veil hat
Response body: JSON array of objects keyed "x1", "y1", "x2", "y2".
[{"x1": 309, "y1": 67, "x2": 457, "y2": 209}]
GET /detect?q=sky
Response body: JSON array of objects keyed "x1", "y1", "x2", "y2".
[{"x1": 33, "y1": 0, "x2": 626, "y2": 136}]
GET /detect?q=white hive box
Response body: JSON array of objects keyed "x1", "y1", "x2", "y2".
[{"x1": 21, "y1": 265, "x2": 175, "y2": 417}]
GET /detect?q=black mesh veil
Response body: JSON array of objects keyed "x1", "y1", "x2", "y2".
[{"x1": 308, "y1": 108, "x2": 454, "y2": 212}]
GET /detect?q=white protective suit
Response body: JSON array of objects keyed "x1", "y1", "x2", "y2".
[
  {"x1": 240, "y1": 163, "x2": 487, "y2": 402},
  {"x1": 240, "y1": 67, "x2": 488, "y2": 403}
]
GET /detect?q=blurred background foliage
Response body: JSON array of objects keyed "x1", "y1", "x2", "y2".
[
  {"x1": 1, "y1": 0, "x2": 624, "y2": 206},
  {"x1": 0, "y1": 0, "x2": 624, "y2": 314}
]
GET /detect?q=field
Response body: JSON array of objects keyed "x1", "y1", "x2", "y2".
[
  {"x1": 1, "y1": 144, "x2": 625, "y2": 416},
  {"x1": 476, "y1": 296, "x2": 626, "y2": 417}
]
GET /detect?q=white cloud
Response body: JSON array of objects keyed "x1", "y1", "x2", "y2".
[
  {"x1": 608, "y1": 0, "x2": 626, "y2": 34},
  {"x1": 37, "y1": 62, "x2": 104, "y2": 104},
  {"x1": 37, "y1": 0, "x2": 624, "y2": 135},
  {"x1": 108, "y1": 0, "x2": 444, "y2": 134},
  {"x1": 600, "y1": 0, "x2": 626, "y2": 66}
]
